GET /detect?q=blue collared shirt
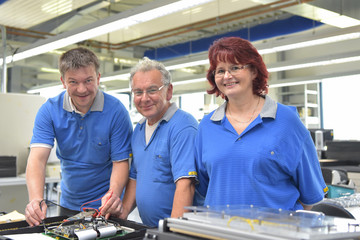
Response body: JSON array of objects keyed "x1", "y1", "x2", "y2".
[
  {"x1": 130, "y1": 103, "x2": 198, "y2": 227},
  {"x1": 195, "y1": 95, "x2": 327, "y2": 210},
  {"x1": 31, "y1": 90, "x2": 133, "y2": 210}
]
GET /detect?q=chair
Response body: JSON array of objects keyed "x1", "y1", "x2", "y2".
[{"x1": 311, "y1": 202, "x2": 355, "y2": 219}]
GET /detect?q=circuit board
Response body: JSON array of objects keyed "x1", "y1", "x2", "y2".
[{"x1": 44, "y1": 211, "x2": 135, "y2": 240}]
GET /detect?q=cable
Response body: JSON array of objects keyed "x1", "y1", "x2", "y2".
[
  {"x1": 79, "y1": 189, "x2": 113, "y2": 217},
  {"x1": 98, "y1": 190, "x2": 113, "y2": 217},
  {"x1": 39, "y1": 199, "x2": 64, "y2": 211}
]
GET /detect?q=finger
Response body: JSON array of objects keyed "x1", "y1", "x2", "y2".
[
  {"x1": 101, "y1": 191, "x2": 113, "y2": 205},
  {"x1": 101, "y1": 195, "x2": 117, "y2": 215},
  {"x1": 99, "y1": 193, "x2": 112, "y2": 212},
  {"x1": 25, "y1": 208, "x2": 41, "y2": 227},
  {"x1": 27, "y1": 200, "x2": 47, "y2": 225},
  {"x1": 34, "y1": 202, "x2": 47, "y2": 220},
  {"x1": 108, "y1": 197, "x2": 122, "y2": 213}
]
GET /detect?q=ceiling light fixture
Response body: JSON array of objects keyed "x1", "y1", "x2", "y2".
[
  {"x1": 40, "y1": 67, "x2": 60, "y2": 73},
  {"x1": 267, "y1": 51, "x2": 360, "y2": 72},
  {"x1": 172, "y1": 78, "x2": 207, "y2": 86},
  {"x1": 166, "y1": 59, "x2": 209, "y2": 70},
  {"x1": 0, "y1": 0, "x2": 214, "y2": 65},
  {"x1": 101, "y1": 73, "x2": 130, "y2": 82},
  {"x1": 26, "y1": 84, "x2": 64, "y2": 95},
  {"x1": 25, "y1": 23, "x2": 360, "y2": 95},
  {"x1": 258, "y1": 32, "x2": 360, "y2": 55}
]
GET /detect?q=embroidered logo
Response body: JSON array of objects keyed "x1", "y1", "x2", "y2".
[{"x1": 188, "y1": 171, "x2": 198, "y2": 176}]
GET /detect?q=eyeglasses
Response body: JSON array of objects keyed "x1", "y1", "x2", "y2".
[
  {"x1": 213, "y1": 65, "x2": 250, "y2": 79},
  {"x1": 132, "y1": 85, "x2": 165, "y2": 97}
]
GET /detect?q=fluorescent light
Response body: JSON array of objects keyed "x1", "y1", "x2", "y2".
[
  {"x1": 1, "y1": 0, "x2": 214, "y2": 64},
  {"x1": 172, "y1": 78, "x2": 207, "y2": 86},
  {"x1": 166, "y1": 59, "x2": 209, "y2": 70},
  {"x1": 284, "y1": 3, "x2": 360, "y2": 29},
  {"x1": 40, "y1": 67, "x2": 60, "y2": 73},
  {"x1": 101, "y1": 73, "x2": 130, "y2": 82},
  {"x1": 258, "y1": 32, "x2": 360, "y2": 55},
  {"x1": 27, "y1": 84, "x2": 64, "y2": 96},
  {"x1": 268, "y1": 54, "x2": 360, "y2": 72},
  {"x1": 24, "y1": 22, "x2": 360, "y2": 95},
  {"x1": 106, "y1": 88, "x2": 131, "y2": 94},
  {"x1": 269, "y1": 79, "x2": 321, "y2": 88},
  {"x1": 322, "y1": 15, "x2": 360, "y2": 29},
  {"x1": 42, "y1": 0, "x2": 73, "y2": 15}
]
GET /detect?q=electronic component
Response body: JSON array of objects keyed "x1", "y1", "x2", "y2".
[
  {"x1": 44, "y1": 211, "x2": 135, "y2": 240},
  {"x1": 150, "y1": 205, "x2": 360, "y2": 240}
]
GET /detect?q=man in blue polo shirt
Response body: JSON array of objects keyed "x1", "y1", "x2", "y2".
[
  {"x1": 118, "y1": 57, "x2": 198, "y2": 227},
  {"x1": 25, "y1": 47, "x2": 133, "y2": 226}
]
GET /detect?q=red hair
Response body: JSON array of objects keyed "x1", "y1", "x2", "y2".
[{"x1": 206, "y1": 37, "x2": 268, "y2": 99}]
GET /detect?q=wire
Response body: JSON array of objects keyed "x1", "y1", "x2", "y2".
[
  {"x1": 79, "y1": 189, "x2": 113, "y2": 217},
  {"x1": 80, "y1": 197, "x2": 103, "y2": 212},
  {"x1": 98, "y1": 190, "x2": 113, "y2": 217},
  {"x1": 39, "y1": 189, "x2": 113, "y2": 220},
  {"x1": 39, "y1": 199, "x2": 64, "y2": 211},
  {"x1": 227, "y1": 216, "x2": 255, "y2": 230}
]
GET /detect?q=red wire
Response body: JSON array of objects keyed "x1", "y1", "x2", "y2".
[
  {"x1": 79, "y1": 189, "x2": 113, "y2": 216},
  {"x1": 98, "y1": 190, "x2": 113, "y2": 217}
]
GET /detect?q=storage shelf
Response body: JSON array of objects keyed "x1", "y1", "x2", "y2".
[
  {"x1": 279, "y1": 82, "x2": 320, "y2": 128},
  {"x1": 0, "y1": 177, "x2": 60, "y2": 187}
]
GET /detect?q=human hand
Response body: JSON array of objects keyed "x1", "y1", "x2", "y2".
[
  {"x1": 25, "y1": 199, "x2": 47, "y2": 227},
  {"x1": 116, "y1": 206, "x2": 129, "y2": 220},
  {"x1": 99, "y1": 190, "x2": 122, "y2": 219}
]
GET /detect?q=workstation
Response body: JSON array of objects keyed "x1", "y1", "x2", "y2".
[{"x1": 1, "y1": 0, "x2": 360, "y2": 239}]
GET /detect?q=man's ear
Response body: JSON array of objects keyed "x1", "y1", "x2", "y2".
[
  {"x1": 166, "y1": 84, "x2": 173, "y2": 101},
  {"x1": 60, "y1": 76, "x2": 66, "y2": 89}
]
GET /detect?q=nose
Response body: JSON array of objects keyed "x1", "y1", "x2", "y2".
[
  {"x1": 77, "y1": 83, "x2": 87, "y2": 93},
  {"x1": 139, "y1": 91, "x2": 151, "y2": 100},
  {"x1": 224, "y1": 70, "x2": 232, "y2": 78}
]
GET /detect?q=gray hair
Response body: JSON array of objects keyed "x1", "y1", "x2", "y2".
[
  {"x1": 129, "y1": 57, "x2": 171, "y2": 86},
  {"x1": 59, "y1": 47, "x2": 100, "y2": 78}
]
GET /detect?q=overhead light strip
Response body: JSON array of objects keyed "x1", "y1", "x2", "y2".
[
  {"x1": 268, "y1": 55, "x2": 360, "y2": 72},
  {"x1": 25, "y1": 25, "x2": 360, "y2": 94},
  {"x1": 1, "y1": 0, "x2": 214, "y2": 64},
  {"x1": 258, "y1": 32, "x2": 360, "y2": 55}
]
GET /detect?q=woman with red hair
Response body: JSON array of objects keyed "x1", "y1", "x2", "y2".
[{"x1": 194, "y1": 37, "x2": 327, "y2": 211}]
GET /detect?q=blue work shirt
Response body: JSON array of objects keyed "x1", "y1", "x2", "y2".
[
  {"x1": 130, "y1": 103, "x2": 198, "y2": 227},
  {"x1": 195, "y1": 95, "x2": 327, "y2": 210},
  {"x1": 31, "y1": 90, "x2": 133, "y2": 210}
]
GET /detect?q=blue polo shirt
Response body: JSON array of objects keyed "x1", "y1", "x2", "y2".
[
  {"x1": 130, "y1": 103, "x2": 198, "y2": 227},
  {"x1": 195, "y1": 95, "x2": 327, "y2": 210},
  {"x1": 31, "y1": 90, "x2": 133, "y2": 210}
]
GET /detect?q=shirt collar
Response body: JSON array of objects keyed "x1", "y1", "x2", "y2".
[
  {"x1": 138, "y1": 102, "x2": 178, "y2": 125},
  {"x1": 210, "y1": 95, "x2": 277, "y2": 122},
  {"x1": 63, "y1": 90, "x2": 104, "y2": 113}
]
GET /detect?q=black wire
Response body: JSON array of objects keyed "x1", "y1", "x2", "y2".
[
  {"x1": 38, "y1": 199, "x2": 64, "y2": 233},
  {"x1": 39, "y1": 199, "x2": 64, "y2": 211}
]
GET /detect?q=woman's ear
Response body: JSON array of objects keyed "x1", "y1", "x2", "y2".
[{"x1": 251, "y1": 67, "x2": 258, "y2": 79}]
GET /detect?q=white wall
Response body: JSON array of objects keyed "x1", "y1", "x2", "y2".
[
  {"x1": 0, "y1": 93, "x2": 46, "y2": 174},
  {"x1": 0, "y1": 93, "x2": 47, "y2": 213},
  {"x1": 322, "y1": 74, "x2": 360, "y2": 140}
]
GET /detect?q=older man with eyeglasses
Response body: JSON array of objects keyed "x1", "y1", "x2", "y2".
[{"x1": 118, "y1": 57, "x2": 199, "y2": 228}]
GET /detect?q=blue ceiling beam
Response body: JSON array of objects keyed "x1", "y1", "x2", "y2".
[{"x1": 144, "y1": 15, "x2": 323, "y2": 61}]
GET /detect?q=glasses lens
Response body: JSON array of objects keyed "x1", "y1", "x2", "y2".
[{"x1": 133, "y1": 90, "x2": 143, "y2": 96}]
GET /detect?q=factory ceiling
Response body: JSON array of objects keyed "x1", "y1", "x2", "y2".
[{"x1": 0, "y1": 0, "x2": 360, "y2": 95}]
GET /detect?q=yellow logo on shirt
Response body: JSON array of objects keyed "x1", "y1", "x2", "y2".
[
  {"x1": 188, "y1": 171, "x2": 198, "y2": 176},
  {"x1": 323, "y1": 186, "x2": 329, "y2": 193}
]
